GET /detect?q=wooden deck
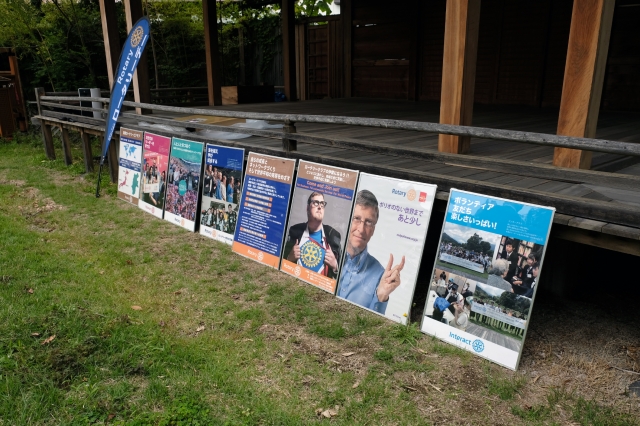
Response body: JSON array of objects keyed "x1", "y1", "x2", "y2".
[
  {"x1": 34, "y1": 96, "x2": 640, "y2": 255},
  {"x1": 178, "y1": 98, "x2": 640, "y2": 173}
]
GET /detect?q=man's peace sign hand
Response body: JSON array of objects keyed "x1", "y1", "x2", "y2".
[{"x1": 376, "y1": 254, "x2": 405, "y2": 303}]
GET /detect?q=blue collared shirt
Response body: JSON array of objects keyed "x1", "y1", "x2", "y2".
[{"x1": 338, "y1": 246, "x2": 387, "y2": 314}]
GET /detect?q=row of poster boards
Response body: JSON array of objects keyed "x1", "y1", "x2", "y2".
[{"x1": 116, "y1": 128, "x2": 555, "y2": 371}]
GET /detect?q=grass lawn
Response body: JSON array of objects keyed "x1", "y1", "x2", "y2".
[{"x1": 0, "y1": 130, "x2": 638, "y2": 425}]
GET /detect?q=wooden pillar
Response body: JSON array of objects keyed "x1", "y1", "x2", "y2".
[
  {"x1": 553, "y1": 0, "x2": 614, "y2": 169},
  {"x1": 342, "y1": 0, "x2": 352, "y2": 98},
  {"x1": 408, "y1": 0, "x2": 422, "y2": 101},
  {"x1": 35, "y1": 88, "x2": 56, "y2": 160},
  {"x1": 81, "y1": 131, "x2": 94, "y2": 173},
  {"x1": 282, "y1": 0, "x2": 297, "y2": 101},
  {"x1": 99, "y1": 0, "x2": 121, "y2": 88},
  {"x1": 60, "y1": 127, "x2": 73, "y2": 166},
  {"x1": 203, "y1": 0, "x2": 222, "y2": 106},
  {"x1": 438, "y1": 0, "x2": 481, "y2": 154},
  {"x1": 124, "y1": 0, "x2": 152, "y2": 114},
  {"x1": 107, "y1": 137, "x2": 119, "y2": 183},
  {"x1": 295, "y1": 23, "x2": 307, "y2": 101}
]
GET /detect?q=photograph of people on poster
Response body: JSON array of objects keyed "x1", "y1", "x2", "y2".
[
  {"x1": 164, "y1": 138, "x2": 204, "y2": 232},
  {"x1": 139, "y1": 132, "x2": 171, "y2": 219},
  {"x1": 280, "y1": 161, "x2": 358, "y2": 294},
  {"x1": 424, "y1": 269, "x2": 478, "y2": 332},
  {"x1": 420, "y1": 188, "x2": 554, "y2": 370},
  {"x1": 117, "y1": 128, "x2": 143, "y2": 205},
  {"x1": 336, "y1": 174, "x2": 437, "y2": 324},
  {"x1": 199, "y1": 144, "x2": 244, "y2": 245}
]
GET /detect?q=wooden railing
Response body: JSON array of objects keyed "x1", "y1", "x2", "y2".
[{"x1": 32, "y1": 91, "x2": 640, "y2": 230}]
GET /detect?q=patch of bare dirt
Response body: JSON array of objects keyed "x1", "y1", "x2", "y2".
[{"x1": 518, "y1": 299, "x2": 640, "y2": 413}]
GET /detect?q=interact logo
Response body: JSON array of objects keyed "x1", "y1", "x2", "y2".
[
  {"x1": 472, "y1": 339, "x2": 485, "y2": 353},
  {"x1": 449, "y1": 332, "x2": 485, "y2": 353}
]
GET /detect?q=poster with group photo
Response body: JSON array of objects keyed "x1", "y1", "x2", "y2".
[
  {"x1": 280, "y1": 161, "x2": 358, "y2": 294},
  {"x1": 164, "y1": 137, "x2": 204, "y2": 232},
  {"x1": 199, "y1": 144, "x2": 245, "y2": 245},
  {"x1": 420, "y1": 188, "x2": 555, "y2": 371},
  {"x1": 117, "y1": 128, "x2": 143, "y2": 205},
  {"x1": 138, "y1": 132, "x2": 171, "y2": 219},
  {"x1": 336, "y1": 174, "x2": 437, "y2": 324},
  {"x1": 232, "y1": 153, "x2": 296, "y2": 269}
]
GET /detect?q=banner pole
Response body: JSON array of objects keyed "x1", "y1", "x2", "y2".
[{"x1": 95, "y1": 159, "x2": 105, "y2": 198}]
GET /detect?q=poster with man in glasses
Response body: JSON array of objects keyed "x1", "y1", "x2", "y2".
[
  {"x1": 280, "y1": 161, "x2": 358, "y2": 293},
  {"x1": 336, "y1": 174, "x2": 437, "y2": 324}
]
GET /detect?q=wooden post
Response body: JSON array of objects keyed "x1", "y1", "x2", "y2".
[
  {"x1": 438, "y1": 0, "x2": 481, "y2": 155},
  {"x1": 295, "y1": 23, "x2": 307, "y2": 101},
  {"x1": 282, "y1": 0, "x2": 297, "y2": 101},
  {"x1": 107, "y1": 137, "x2": 118, "y2": 183},
  {"x1": 342, "y1": 0, "x2": 352, "y2": 98},
  {"x1": 81, "y1": 131, "x2": 94, "y2": 173},
  {"x1": 99, "y1": 0, "x2": 121, "y2": 88},
  {"x1": 35, "y1": 88, "x2": 56, "y2": 160},
  {"x1": 124, "y1": 0, "x2": 152, "y2": 114},
  {"x1": 61, "y1": 127, "x2": 73, "y2": 166},
  {"x1": 553, "y1": 0, "x2": 614, "y2": 169},
  {"x1": 408, "y1": 0, "x2": 422, "y2": 101},
  {"x1": 282, "y1": 120, "x2": 297, "y2": 152},
  {"x1": 203, "y1": 0, "x2": 222, "y2": 106}
]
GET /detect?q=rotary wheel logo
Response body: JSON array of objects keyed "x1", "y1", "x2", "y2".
[
  {"x1": 294, "y1": 266, "x2": 301, "y2": 277},
  {"x1": 407, "y1": 189, "x2": 416, "y2": 201},
  {"x1": 300, "y1": 241, "x2": 323, "y2": 269},
  {"x1": 472, "y1": 339, "x2": 485, "y2": 353},
  {"x1": 131, "y1": 26, "x2": 144, "y2": 47},
  {"x1": 257, "y1": 251, "x2": 264, "y2": 261},
  {"x1": 212, "y1": 230, "x2": 217, "y2": 238},
  {"x1": 180, "y1": 218, "x2": 185, "y2": 227}
]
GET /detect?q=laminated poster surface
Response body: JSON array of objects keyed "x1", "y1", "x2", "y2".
[
  {"x1": 280, "y1": 161, "x2": 358, "y2": 294},
  {"x1": 138, "y1": 132, "x2": 171, "y2": 219},
  {"x1": 420, "y1": 189, "x2": 555, "y2": 370},
  {"x1": 117, "y1": 128, "x2": 143, "y2": 205},
  {"x1": 232, "y1": 153, "x2": 296, "y2": 269},
  {"x1": 163, "y1": 138, "x2": 204, "y2": 232},
  {"x1": 336, "y1": 173, "x2": 437, "y2": 324},
  {"x1": 198, "y1": 144, "x2": 245, "y2": 245}
]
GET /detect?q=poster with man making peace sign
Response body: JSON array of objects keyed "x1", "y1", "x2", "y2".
[{"x1": 336, "y1": 173, "x2": 437, "y2": 325}]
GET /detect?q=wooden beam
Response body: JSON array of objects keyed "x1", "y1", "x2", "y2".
[
  {"x1": 438, "y1": 0, "x2": 481, "y2": 154},
  {"x1": 341, "y1": 0, "x2": 352, "y2": 98},
  {"x1": 99, "y1": 0, "x2": 121, "y2": 89},
  {"x1": 81, "y1": 131, "x2": 94, "y2": 173},
  {"x1": 282, "y1": 0, "x2": 297, "y2": 101},
  {"x1": 408, "y1": 0, "x2": 422, "y2": 101},
  {"x1": 295, "y1": 23, "x2": 307, "y2": 101},
  {"x1": 124, "y1": 0, "x2": 152, "y2": 114},
  {"x1": 203, "y1": 0, "x2": 222, "y2": 106},
  {"x1": 553, "y1": 0, "x2": 614, "y2": 169},
  {"x1": 60, "y1": 127, "x2": 73, "y2": 166}
]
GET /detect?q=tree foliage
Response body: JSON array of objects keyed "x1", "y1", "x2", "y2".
[{"x1": 0, "y1": 0, "x2": 333, "y2": 95}]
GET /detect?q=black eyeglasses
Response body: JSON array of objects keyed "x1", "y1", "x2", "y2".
[
  {"x1": 351, "y1": 216, "x2": 375, "y2": 229},
  {"x1": 309, "y1": 200, "x2": 327, "y2": 208}
]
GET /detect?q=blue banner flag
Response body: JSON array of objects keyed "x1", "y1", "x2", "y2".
[{"x1": 96, "y1": 17, "x2": 150, "y2": 197}]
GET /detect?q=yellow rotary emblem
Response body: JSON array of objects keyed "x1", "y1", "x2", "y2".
[
  {"x1": 131, "y1": 26, "x2": 144, "y2": 47},
  {"x1": 300, "y1": 241, "x2": 323, "y2": 268},
  {"x1": 407, "y1": 189, "x2": 416, "y2": 201}
]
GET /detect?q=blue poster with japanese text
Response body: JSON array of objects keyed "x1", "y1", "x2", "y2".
[
  {"x1": 420, "y1": 189, "x2": 555, "y2": 371},
  {"x1": 232, "y1": 153, "x2": 296, "y2": 269}
]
